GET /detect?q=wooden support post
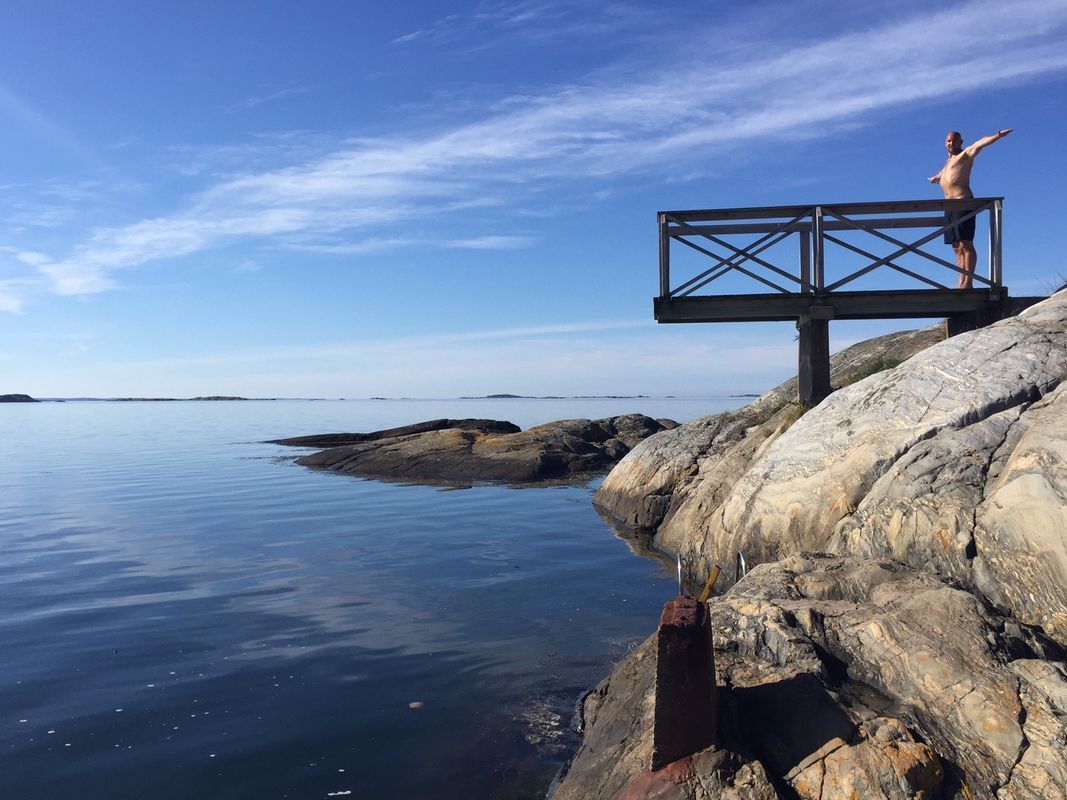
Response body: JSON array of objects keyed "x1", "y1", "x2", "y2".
[
  {"x1": 658, "y1": 213, "x2": 671, "y2": 298},
  {"x1": 947, "y1": 307, "x2": 1003, "y2": 337},
  {"x1": 797, "y1": 313, "x2": 831, "y2": 405},
  {"x1": 651, "y1": 596, "x2": 716, "y2": 770},
  {"x1": 947, "y1": 311, "x2": 980, "y2": 337}
]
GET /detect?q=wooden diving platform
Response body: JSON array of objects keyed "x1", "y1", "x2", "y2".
[{"x1": 654, "y1": 198, "x2": 1009, "y2": 404}]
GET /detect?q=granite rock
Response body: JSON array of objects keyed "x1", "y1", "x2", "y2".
[
  {"x1": 553, "y1": 556, "x2": 1067, "y2": 800},
  {"x1": 594, "y1": 326, "x2": 945, "y2": 533},
  {"x1": 276, "y1": 414, "x2": 676, "y2": 485},
  {"x1": 597, "y1": 291, "x2": 1067, "y2": 644}
]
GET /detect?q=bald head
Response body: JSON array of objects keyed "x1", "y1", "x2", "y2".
[{"x1": 945, "y1": 130, "x2": 963, "y2": 155}]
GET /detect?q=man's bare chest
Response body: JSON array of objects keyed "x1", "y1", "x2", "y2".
[{"x1": 943, "y1": 153, "x2": 972, "y2": 179}]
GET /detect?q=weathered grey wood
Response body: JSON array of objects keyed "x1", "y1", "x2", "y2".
[
  {"x1": 823, "y1": 223, "x2": 961, "y2": 292},
  {"x1": 824, "y1": 198, "x2": 994, "y2": 216},
  {"x1": 654, "y1": 288, "x2": 1006, "y2": 323},
  {"x1": 697, "y1": 231, "x2": 802, "y2": 286},
  {"x1": 655, "y1": 295, "x2": 813, "y2": 322},
  {"x1": 655, "y1": 198, "x2": 1008, "y2": 412},
  {"x1": 665, "y1": 197, "x2": 1000, "y2": 221},
  {"x1": 823, "y1": 208, "x2": 966, "y2": 276},
  {"x1": 813, "y1": 206, "x2": 825, "y2": 290},
  {"x1": 711, "y1": 260, "x2": 791, "y2": 295},
  {"x1": 667, "y1": 216, "x2": 947, "y2": 236},
  {"x1": 658, "y1": 213, "x2": 670, "y2": 298},
  {"x1": 821, "y1": 232, "x2": 949, "y2": 290},
  {"x1": 993, "y1": 199, "x2": 1004, "y2": 287},
  {"x1": 671, "y1": 214, "x2": 805, "y2": 275},
  {"x1": 671, "y1": 225, "x2": 797, "y2": 296},
  {"x1": 671, "y1": 236, "x2": 732, "y2": 296},
  {"x1": 824, "y1": 227, "x2": 993, "y2": 291},
  {"x1": 798, "y1": 314, "x2": 831, "y2": 405}
]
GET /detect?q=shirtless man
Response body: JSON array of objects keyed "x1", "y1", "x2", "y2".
[{"x1": 928, "y1": 128, "x2": 1012, "y2": 288}]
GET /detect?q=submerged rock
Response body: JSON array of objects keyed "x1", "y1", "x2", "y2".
[{"x1": 274, "y1": 414, "x2": 677, "y2": 485}]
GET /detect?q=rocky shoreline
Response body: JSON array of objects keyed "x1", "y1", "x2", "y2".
[
  {"x1": 552, "y1": 291, "x2": 1067, "y2": 800},
  {"x1": 273, "y1": 414, "x2": 678, "y2": 485}
]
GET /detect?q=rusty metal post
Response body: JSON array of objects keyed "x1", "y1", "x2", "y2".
[{"x1": 651, "y1": 595, "x2": 716, "y2": 770}]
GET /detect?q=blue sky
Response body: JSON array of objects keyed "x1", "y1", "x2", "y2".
[{"x1": 2, "y1": 0, "x2": 1066, "y2": 398}]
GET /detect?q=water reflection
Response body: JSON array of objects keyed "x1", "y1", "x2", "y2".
[{"x1": 0, "y1": 400, "x2": 723, "y2": 798}]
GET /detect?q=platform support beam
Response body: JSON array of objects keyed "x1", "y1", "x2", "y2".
[{"x1": 798, "y1": 314, "x2": 831, "y2": 406}]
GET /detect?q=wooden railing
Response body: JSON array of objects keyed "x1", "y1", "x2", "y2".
[{"x1": 658, "y1": 198, "x2": 1003, "y2": 299}]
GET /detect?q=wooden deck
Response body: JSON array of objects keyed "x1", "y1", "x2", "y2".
[
  {"x1": 654, "y1": 198, "x2": 1008, "y2": 403},
  {"x1": 655, "y1": 287, "x2": 1007, "y2": 323}
]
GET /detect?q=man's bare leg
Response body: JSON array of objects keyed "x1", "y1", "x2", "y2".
[
  {"x1": 959, "y1": 241, "x2": 977, "y2": 289},
  {"x1": 953, "y1": 242, "x2": 967, "y2": 289}
]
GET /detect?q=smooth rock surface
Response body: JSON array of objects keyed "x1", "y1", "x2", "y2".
[
  {"x1": 597, "y1": 291, "x2": 1067, "y2": 644},
  {"x1": 594, "y1": 326, "x2": 945, "y2": 534},
  {"x1": 278, "y1": 415, "x2": 677, "y2": 485}
]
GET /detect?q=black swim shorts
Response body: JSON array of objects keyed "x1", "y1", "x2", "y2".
[{"x1": 944, "y1": 209, "x2": 977, "y2": 244}]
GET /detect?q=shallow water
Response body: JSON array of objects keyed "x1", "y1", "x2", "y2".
[{"x1": 0, "y1": 397, "x2": 736, "y2": 799}]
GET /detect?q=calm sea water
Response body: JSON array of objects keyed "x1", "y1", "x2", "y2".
[{"x1": 0, "y1": 397, "x2": 736, "y2": 800}]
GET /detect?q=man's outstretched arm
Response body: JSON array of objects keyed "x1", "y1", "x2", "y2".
[{"x1": 966, "y1": 128, "x2": 1013, "y2": 157}]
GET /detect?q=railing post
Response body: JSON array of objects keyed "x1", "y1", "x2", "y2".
[
  {"x1": 658, "y1": 213, "x2": 671, "y2": 298},
  {"x1": 799, "y1": 229, "x2": 811, "y2": 294},
  {"x1": 812, "y1": 206, "x2": 824, "y2": 292},
  {"x1": 991, "y1": 199, "x2": 1003, "y2": 288}
]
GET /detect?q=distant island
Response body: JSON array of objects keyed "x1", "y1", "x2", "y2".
[
  {"x1": 110, "y1": 396, "x2": 255, "y2": 402},
  {"x1": 0, "y1": 393, "x2": 40, "y2": 403},
  {"x1": 458, "y1": 393, "x2": 651, "y2": 400}
]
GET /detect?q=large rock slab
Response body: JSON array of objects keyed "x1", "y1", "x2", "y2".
[
  {"x1": 594, "y1": 326, "x2": 945, "y2": 533},
  {"x1": 275, "y1": 415, "x2": 676, "y2": 485},
  {"x1": 598, "y1": 291, "x2": 1067, "y2": 645},
  {"x1": 553, "y1": 555, "x2": 1067, "y2": 800},
  {"x1": 971, "y1": 382, "x2": 1067, "y2": 641}
]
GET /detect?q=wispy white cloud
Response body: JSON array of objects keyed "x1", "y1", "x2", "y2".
[
  {"x1": 443, "y1": 235, "x2": 534, "y2": 249},
  {"x1": 0, "y1": 281, "x2": 26, "y2": 313},
  {"x1": 16, "y1": 0, "x2": 1067, "y2": 304},
  {"x1": 392, "y1": 1, "x2": 556, "y2": 45},
  {"x1": 0, "y1": 84, "x2": 100, "y2": 167},
  {"x1": 16, "y1": 251, "x2": 50, "y2": 266},
  {"x1": 295, "y1": 234, "x2": 534, "y2": 254},
  {"x1": 227, "y1": 84, "x2": 312, "y2": 113},
  {"x1": 0, "y1": 270, "x2": 47, "y2": 313},
  {"x1": 391, "y1": 0, "x2": 662, "y2": 50}
]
